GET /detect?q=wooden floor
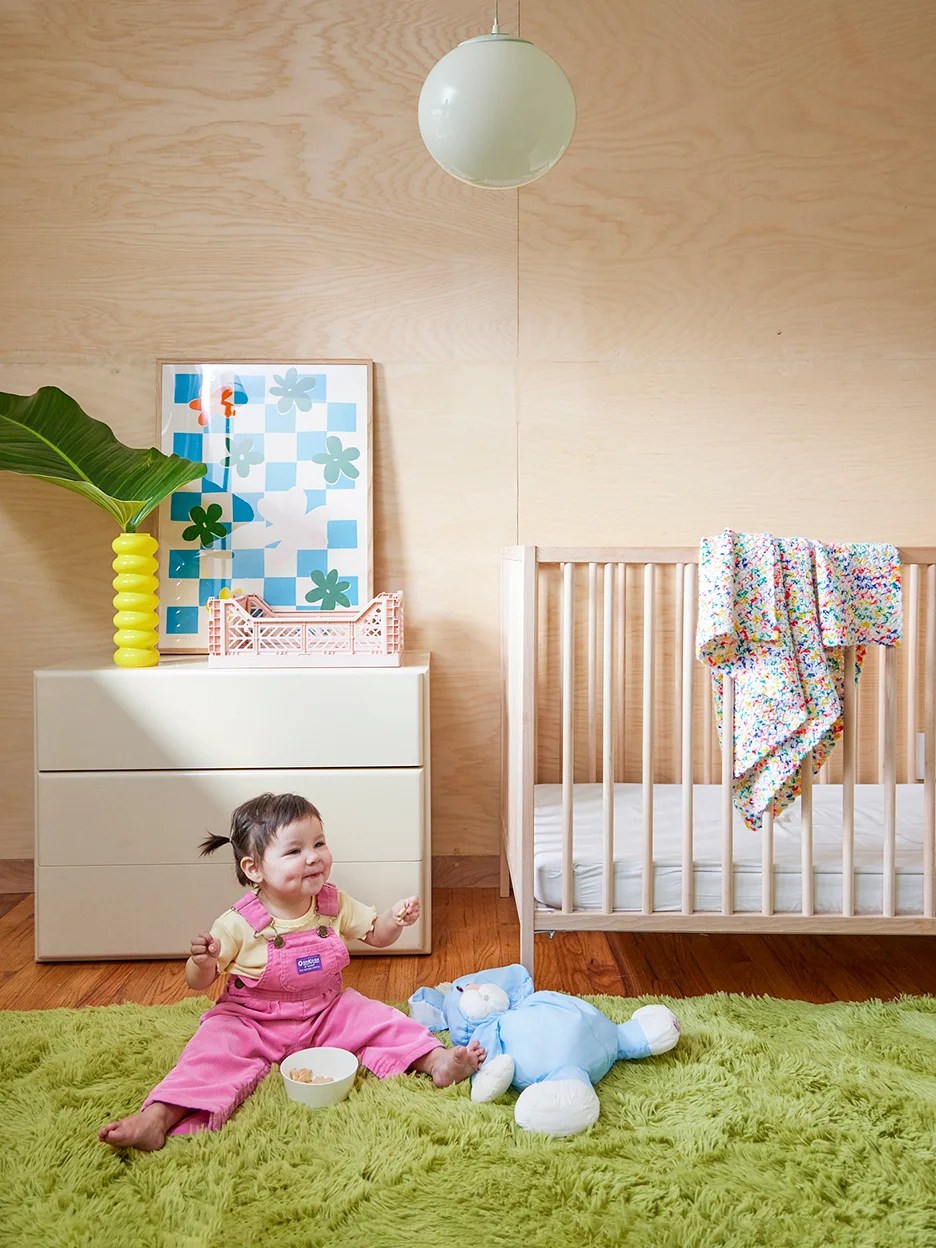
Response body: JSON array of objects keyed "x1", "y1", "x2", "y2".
[{"x1": 2, "y1": 888, "x2": 936, "y2": 1010}]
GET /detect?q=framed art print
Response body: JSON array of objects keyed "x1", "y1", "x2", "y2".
[{"x1": 156, "y1": 360, "x2": 373, "y2": 653}]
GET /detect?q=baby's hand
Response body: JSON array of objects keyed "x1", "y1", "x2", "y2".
[
  {"x1": 392, "y1": 896, "x2": 421, "y2": 927},
  {"x1": 190, "y1": 931, "x2": 221, "y2": 965}
]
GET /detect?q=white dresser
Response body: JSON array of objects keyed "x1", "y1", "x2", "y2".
[{"x1": 33, "y1": 654, "x2": 431, "y2": 960}]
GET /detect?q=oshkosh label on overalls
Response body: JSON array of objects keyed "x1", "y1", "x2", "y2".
[{"x1": 296, "y1": 954, "x2": 323, "y2": 975}]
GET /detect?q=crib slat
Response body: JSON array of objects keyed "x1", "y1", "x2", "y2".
[
  {"x1": 535, "y1": 565, "x2": 548, "y2": 790},
  {"x1": 878, "y1": 647, "x2": 887, "y2": 784},
  {"x1": 883, "y1": 644, "x2": 897, "y2": 917},
  {"x1": 761, "y1": 806, "x2": 774, "y2": 916},
  {"x1": 587, "y1": 562, "x2": 598, "y2": 784},
  {"x1": 906, "y1": 564, "x2": 919, "y2": 784},
  {"x1": 615, "y1": 564, "x2": 626, "y2": 782},
  {"x1": 642, "y1": 563, "x2": 655, "y2": 914},
  {"x1": 560, "y1": 561, "x2": 574, "y2": 913},
  {"x1": 681, "y1": 563, "x2": 695, "y2": 914},
  {"x1": 925, "y1": 566, "x2": 936, "y2": 917},
  {"x1": 693, "y1": 574, "x2": 700, "y2": 788},
  {"x1": 674, "y1": 564, "x2": 684, "y2": 783},
  {"x1": 842, "y1": 646, "x2": 857, "y2": 917},
  {"x1": 721, "y1": 674, "x2": 734, "y2": 916},
  {"x1": 704, "y1": 670, "x2": 713, "y2": 784},
  {"x1": 602, "y1": 562, "x2": 615, "y2": 913},
  {"x1": 801, "y1": 752, "x2": 814, "y2": 916}
]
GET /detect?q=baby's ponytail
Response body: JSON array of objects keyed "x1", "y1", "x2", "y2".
[{"x1": 199, "y1": 832, "x2": 232, "y2": 858}]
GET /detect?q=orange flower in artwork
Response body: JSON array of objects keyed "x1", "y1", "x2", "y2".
[{"x1": 188, "y1": 387, "x2": 237, "y2": 427}]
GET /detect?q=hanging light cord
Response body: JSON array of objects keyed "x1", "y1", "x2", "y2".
[{"x1": 490, "y1": 1, "x2": 518, "y2": 36}]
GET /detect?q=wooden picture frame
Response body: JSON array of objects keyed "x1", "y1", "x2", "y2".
[{"x1": 156, "y1": 359, "x2": 373, "y2": 653}]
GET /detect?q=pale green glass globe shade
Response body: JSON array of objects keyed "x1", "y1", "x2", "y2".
[{"x1": 418, "y1": 34, "x2": 576, "y2": 189}]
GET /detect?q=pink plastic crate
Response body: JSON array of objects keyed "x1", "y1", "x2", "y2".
[{"x1": 207, "y1": 591, "x2": 404, "y2": 668}]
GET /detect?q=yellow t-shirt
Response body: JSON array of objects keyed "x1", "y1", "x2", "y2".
[{"x1": 209, "y1": 889, "x2": 378, "y2": 980}]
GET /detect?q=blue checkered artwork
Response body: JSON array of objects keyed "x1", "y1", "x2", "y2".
[{"x1": 157, "y1": 361, "x2": 372, "y2": 652}]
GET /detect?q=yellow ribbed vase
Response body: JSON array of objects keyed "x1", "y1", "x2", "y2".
[{"x1": 112, "y1": 533, "x2": 159, "y2": 668}]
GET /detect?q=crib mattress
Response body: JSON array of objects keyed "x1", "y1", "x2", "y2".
[{"x1": 533, "y1": 783, "x2": 930, "y2": 916}]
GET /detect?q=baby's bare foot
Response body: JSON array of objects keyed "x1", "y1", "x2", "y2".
[
  {"x1": 98, "y1": 1102, "x2": 184, "y2": 1151},
  {"x1": 422, "y1": 1039, "x2": 487, "y2": 1088}
]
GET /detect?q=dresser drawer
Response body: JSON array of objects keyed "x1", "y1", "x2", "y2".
[
  {"x1": 36, "y1": 861, "x2": 427, "y2": 960},
  {"x1": 35, "y1": 658, "x2": 427, "y2": 771},
  {"x1": 37, "y1": 769, "x2": 425, "y2": 865}
]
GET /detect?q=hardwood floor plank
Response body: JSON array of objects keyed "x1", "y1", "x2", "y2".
[
  {"x1": 1, "y1": 895, "x2": 37, "y2": 970},
  {"x1": 345, "y1": 955, "x2": 391, "y2": 1003},
  {"x1": 534, "y1": 928, "x2": 624, "y2": 996},
  {"x1": 0, "y1": 893, "x2": 27, "y2": 921},
  {"x1": 3, "y1": 889, "x2": 936, "y2": 1010},
  {"x1": 608, "y1": 928, "x2": 936, "y2": 1004},
  {"x1": 818, "y1": 934, "x2": 936, "y2": 1001}
]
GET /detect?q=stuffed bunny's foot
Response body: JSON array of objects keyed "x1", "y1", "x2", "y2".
[
  {"x1": 471, "y1": 1053, "x2": 515, "y2": 1103},
  {"x1": 514, "y1": 1072, "x2": 600, "y2": 1137},
  {"x1": 617, "y1": 1005, "x2": 680, "y2": 1060},
  {"x1": 632, "y1": 1004, "x2": 680, "y2": 1055}
]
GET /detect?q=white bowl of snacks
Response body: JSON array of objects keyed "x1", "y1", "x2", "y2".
[{"x1": 280, "y1": 1046, "x2": 358, "y2": 1108}]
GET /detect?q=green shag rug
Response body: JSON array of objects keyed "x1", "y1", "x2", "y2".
[{"x1": 3, "y1": 993, "x2": 936, "y2": 1248}]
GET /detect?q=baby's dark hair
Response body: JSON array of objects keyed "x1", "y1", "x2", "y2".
[{"x1": 199, "y1": 792, "x2": 323, "y2": 887}]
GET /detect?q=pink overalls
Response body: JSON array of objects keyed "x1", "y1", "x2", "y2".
[{"x1": 142, "y1": 885, "x2": 442, "y2": 1135}]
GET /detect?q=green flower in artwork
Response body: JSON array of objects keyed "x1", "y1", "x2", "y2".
[
  {"x1": 269, "y1": 367, "x2": 319, "y2": 414},
  {"x1": 305, "y1": 568, "x2": 352, "y2": 610},
  {"x1": 182, "y1": 502, "x2": 229, "y2": 548},
  {"x1": 222, "y1": 436, "x2": 263, "y2": 478},
  {"x1": 312, "y1": 435, "x2": 360, "y2": 485}
]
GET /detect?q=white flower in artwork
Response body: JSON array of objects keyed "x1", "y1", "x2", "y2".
[{"x1": 233, "y1": 487, "x2": 327, "y2": 578}]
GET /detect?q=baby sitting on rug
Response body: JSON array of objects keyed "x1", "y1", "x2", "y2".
[{"x1": 99, "y1": 792, "x2": 483, "y2": 1151}]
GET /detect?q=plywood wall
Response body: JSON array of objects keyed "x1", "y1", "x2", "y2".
[
  {"x1": 518, "y1": 0, "x2": 936, "y2": 546},
  {"x1": 1, "y1": 0, "x2": 934, "y2": 863}
]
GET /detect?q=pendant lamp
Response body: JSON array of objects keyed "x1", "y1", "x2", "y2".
[{"x1": 418, "y1": 3, "x2": 576, "y2": 189}]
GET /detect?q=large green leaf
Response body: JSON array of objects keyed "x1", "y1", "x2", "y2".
[{"x1": 0, "y1": 386, "x2": 206, "y2": 532}]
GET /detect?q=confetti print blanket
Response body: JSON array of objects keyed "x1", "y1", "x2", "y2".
[{"x1": 696, "y1": 530, "x2": 901, "y2": 831}]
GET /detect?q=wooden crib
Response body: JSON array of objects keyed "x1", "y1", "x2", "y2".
[{"x1": 501, "y1": 546, "x2": 936, "y2": 975}]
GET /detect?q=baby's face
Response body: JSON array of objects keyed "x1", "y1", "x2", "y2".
[{"x1": 258, "y1": 815, "x2": 333, "y2": 906}]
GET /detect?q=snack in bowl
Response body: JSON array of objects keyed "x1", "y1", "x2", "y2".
[
  {"x1": 280, "y1": 1046, "x2": 358, "y2": 1108},
  {"x1": 287, "y1": 1067, "x2": 335, "y2": 1085}
]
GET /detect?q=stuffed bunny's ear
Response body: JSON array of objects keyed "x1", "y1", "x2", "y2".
[{"x1": 408, "y1": 986, "x2": 447, "y2": 1031}]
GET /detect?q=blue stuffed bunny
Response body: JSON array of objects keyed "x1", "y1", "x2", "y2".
[{"x1": 409, "y1": 964, "x2": 680, "y2": 1137}]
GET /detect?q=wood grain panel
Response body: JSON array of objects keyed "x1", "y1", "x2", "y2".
[
  {"x1": 521, "y1": 0, "x2": 936, "y2": 361},
  {"x1": 518, "y1": 360, "x2": 936, "y2": 546},
  {"x1": 0, "y1": 1, "x2": 517, "y2": 361}
]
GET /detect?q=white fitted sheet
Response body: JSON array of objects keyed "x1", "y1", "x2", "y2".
[{"x1": 533, "y1": 783, "x2": 930, "y2": 916}]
